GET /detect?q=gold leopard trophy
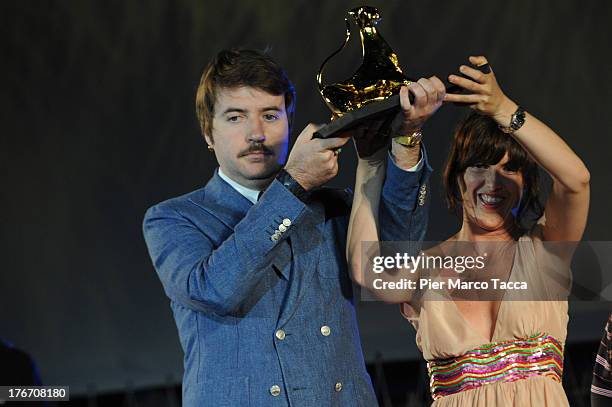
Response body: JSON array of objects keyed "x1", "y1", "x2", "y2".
[{"x1": 314, "y1": 5, "x2": 414, "y2": 144}]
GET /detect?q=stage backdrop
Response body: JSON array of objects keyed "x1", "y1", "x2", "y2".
[{"x1": 1, "y1": 0, "x2": 611, "y2": 395}]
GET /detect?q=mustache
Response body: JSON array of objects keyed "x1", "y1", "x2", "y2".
[{"x1": 239, "y1": 143, "x2": 274, "y2": 157}]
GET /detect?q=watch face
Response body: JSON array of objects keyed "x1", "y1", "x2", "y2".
[{"x1": 511, "y1": 108, "x2": 526, "y2": 130}]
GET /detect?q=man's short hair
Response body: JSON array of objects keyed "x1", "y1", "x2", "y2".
[{"x1": 195, "y1": 48, "x2": 296, "y2": 142}]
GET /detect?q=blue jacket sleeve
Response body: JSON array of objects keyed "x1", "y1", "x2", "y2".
[
  {"x1": 379, "y1": 146, "x2": 432, "y2": 242},
  {"x1": 143, "y1": 179, "x2": 307, "y2": 316}
]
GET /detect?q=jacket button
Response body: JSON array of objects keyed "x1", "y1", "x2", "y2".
[
  {"x1": 269, "y1": 385, "x2": 281, "y2": 396},
  {"x1": 278, "y1": 224, "x2": 287, "y2": 233},
  {"x1": 282, "y1": 218, "x2": 291, "y2": 227},
  {"x1": 320, "y1": 325, "x2": 331, "y2": 336},
  {"x1": 275, "y1": 329, "x2": 286, "y2": 340},
  {"x1": 335, "y1": 382, "x2": 343, "y2": 392}
]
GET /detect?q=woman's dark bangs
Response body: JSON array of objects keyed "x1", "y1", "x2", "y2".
[
  {"x1": 504, "y1": 140, "x2": 531, "y2": 172},
  {"x1": 460, "y1": 130, "x2": 508, "y2": 170},
  {"x1": 461, "y1": 129, "x2": 531, "y2": 173}
]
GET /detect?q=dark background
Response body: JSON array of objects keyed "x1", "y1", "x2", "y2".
[{"x1": 1, "y1": 0, "x2": 611, "y2": 402}]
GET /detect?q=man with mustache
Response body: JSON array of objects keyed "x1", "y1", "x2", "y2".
[{"x1": 142, "y1": 48, "x2": 444, "y2": 407}]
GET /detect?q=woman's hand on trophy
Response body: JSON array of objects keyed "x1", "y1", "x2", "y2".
[
  {"x1": 395, "y1": 76, "x2": 446, "y2": 136},
  {"x1": 444, "y1": 56, "x2": 517, "y2": 123},
  {"x1": 352, "y1": 76, "x2": 444, "y2": 164}
]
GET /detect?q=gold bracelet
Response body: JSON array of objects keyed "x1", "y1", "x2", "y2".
[{"x1": 394, "y1": 130, "x2": 423, "y2": 147}]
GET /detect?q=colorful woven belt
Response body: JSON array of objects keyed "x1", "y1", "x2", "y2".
[{"x1": 428, "y1": 333, "x2": 564, "y2": 400}]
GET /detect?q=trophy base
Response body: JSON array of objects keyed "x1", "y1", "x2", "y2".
[{"x1": 312, "y1": 95, "x2": 401, "y2": 139}]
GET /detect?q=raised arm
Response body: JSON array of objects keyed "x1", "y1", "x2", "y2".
[
  {"x1": 445, "y1": 56, "x2": 590, "y2": 242},
  {"x1": 378, "y1": 81, "x2": 445, "y2": 242},
  {"x1": 346, "y1": 148, "x2": 386, "y2": 289},
  {"x1": 347, "y1": 79, "x2": 445, "y2": 303}
]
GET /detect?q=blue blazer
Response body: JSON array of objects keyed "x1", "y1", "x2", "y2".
[{"x1": 143, "y1": 155, "x2": 431, "y2": 407}]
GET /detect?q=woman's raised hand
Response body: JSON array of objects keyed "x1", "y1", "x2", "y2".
[{"x1": 444, "y1": 56, "x2": 517, "y2": 125}]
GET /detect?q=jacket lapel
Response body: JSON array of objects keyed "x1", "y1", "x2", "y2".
[{"x1": 188, "y1": 170, "x2": 253, "y2": 229}]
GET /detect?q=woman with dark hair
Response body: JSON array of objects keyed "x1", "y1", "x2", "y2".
[{"x1": 346, "y1": 56, "x2": 590, "y2": 405}]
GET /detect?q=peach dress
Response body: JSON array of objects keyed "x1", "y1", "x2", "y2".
[{"x1": 401, "y1": 228, "x2": 570, "y2": 406}]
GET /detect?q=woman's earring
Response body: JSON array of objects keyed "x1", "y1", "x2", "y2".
[{"x1": 207, "y1": 145, "x2": 214, "y2": 152}]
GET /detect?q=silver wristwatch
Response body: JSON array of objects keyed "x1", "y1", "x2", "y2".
[{"x1": 499, "y1": 106, "x2": 526, "y2": 134}]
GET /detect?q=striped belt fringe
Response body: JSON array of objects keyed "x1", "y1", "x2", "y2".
[{"x1": 428, "y1": 333, "x2": 564, "y2": 400}]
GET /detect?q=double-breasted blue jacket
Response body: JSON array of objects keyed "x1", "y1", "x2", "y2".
[{"x1": 143, "y1": 154, "x2": 431, "y2": 406}]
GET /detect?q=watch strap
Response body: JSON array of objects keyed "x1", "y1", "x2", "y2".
[
  {"x1": 276, "y1": 168, "x2": 311, "y2": 203},
  {"x1": 499, "y1": 106, "x2": 526, "y2": 134}
]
